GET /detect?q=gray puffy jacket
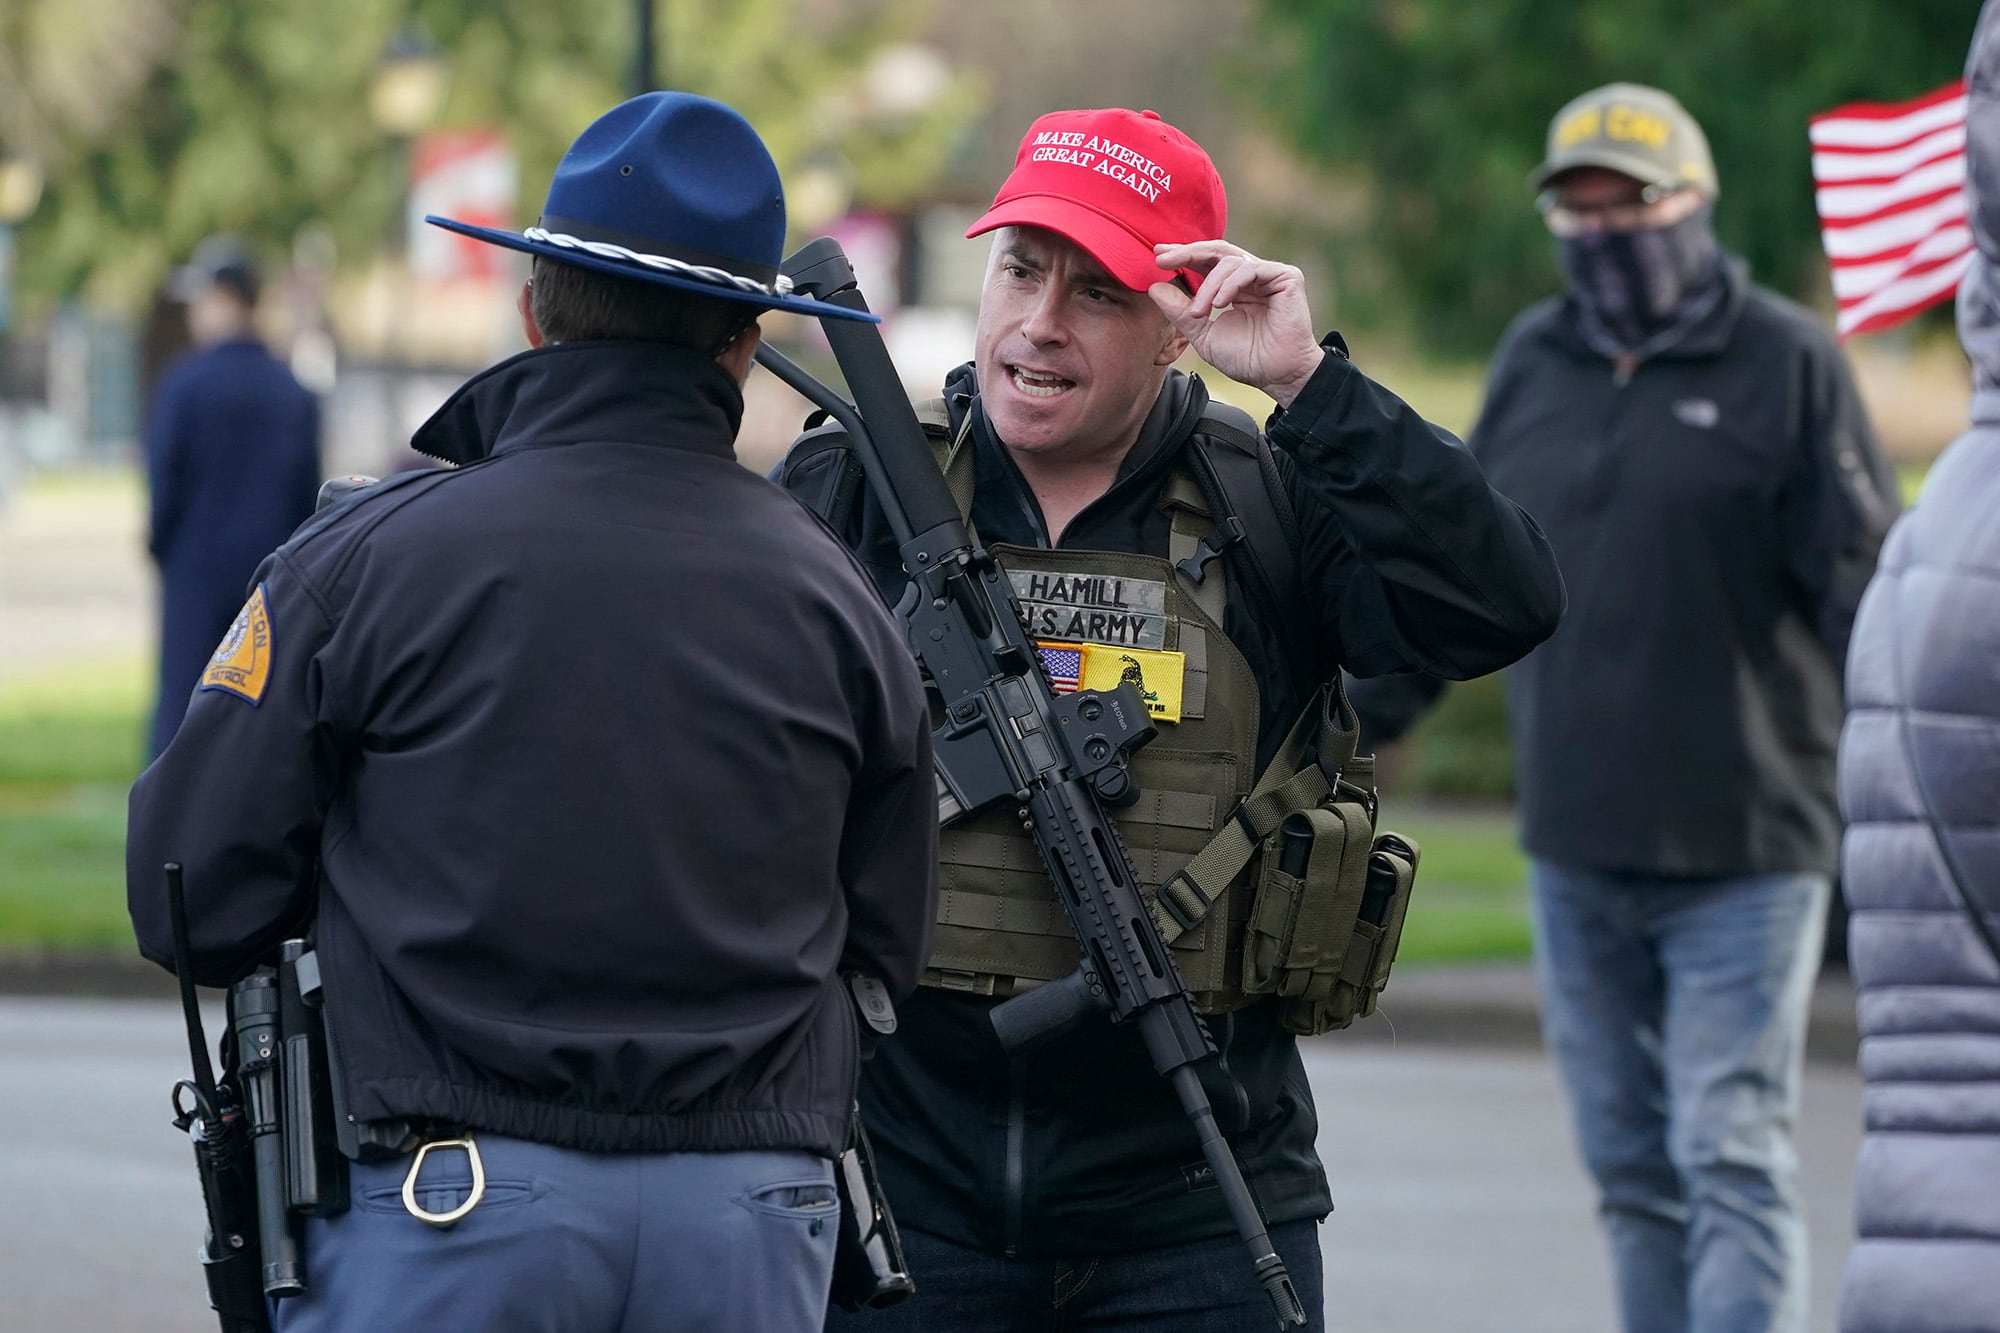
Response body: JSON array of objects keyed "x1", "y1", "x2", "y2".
[{"x1": 1837, "y1": 6, "x2": 2000, "y2": 1328}]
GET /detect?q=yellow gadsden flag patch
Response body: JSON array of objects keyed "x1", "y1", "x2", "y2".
[
  {"x1": 200, "y1": 584, "x2": 274, "y2": 705},
  {"x1": 1041, "y1": 642, "x2": 1185, "y2": 724}
]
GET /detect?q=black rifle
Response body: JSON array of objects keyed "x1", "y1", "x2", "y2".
[
  {"x1": 163, "y1": 864, "x2": 273, "y2": 1333},
  {"x1": 754, "y1": 240, "x2": 1307, "y2": 1329}
]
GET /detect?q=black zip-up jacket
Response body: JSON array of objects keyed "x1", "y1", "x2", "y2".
[
  {"x1": 128, "y1": 341, "x2": 937, "y2": 1158},
  {"x1": 1352, "y1": 265, "x2": 1900, "y2": 878},
  {"x1": 779, "y1": 349, "x2": 1563, "y2": 1255}
]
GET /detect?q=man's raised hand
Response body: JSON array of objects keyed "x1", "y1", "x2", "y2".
[{"x1": 1149, "y1": 240, "x2": 1325, "y2": 408}]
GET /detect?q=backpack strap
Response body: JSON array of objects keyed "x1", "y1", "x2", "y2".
[
  {"x1": 1178, "y1": 392, "x2": 1312, "y2": 692},
  {"x1": 912, "y1": 397, "x2": 977, "y2": 521},
  {"x1": 1159, "y1": 473, "x2": 1228, "y2": 625}
]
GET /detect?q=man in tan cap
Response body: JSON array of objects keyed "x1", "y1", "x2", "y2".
[{"x1": 1352, "y1": 83, "x2": 1899, "y2": 1332}]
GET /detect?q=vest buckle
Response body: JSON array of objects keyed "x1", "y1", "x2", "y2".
[{"x1": 1176, "y1": 516, "x2": 1246, "y2": 586}]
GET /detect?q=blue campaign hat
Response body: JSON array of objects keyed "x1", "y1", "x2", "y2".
[{"x1": 427, "y1": 92, "x2": 876, "y2": 324}]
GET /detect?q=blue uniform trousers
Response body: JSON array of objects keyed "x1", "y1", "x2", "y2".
[{"x1": 272, "y1": 1134, "x2": 838, "y2": 1332}]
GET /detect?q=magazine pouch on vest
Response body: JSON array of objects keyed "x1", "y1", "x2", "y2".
[{"x1": 1169, "y1": 679, "x2": 1422, "y2": 1035}]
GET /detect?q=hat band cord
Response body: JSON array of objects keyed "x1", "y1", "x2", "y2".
[{"x1": 522, "y1": 226, "x2": 796, "y2": 299}]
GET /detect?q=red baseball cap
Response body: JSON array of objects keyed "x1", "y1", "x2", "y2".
[{"x1": 966, "y1": 108, "x2": 1228, "y2": 293}]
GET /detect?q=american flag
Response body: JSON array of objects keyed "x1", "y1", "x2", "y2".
[
  {"x1": 1037, "y1": 644, "x2": 1083, "y2": 694},
  {"x1": 1810, "y1": 80, "x2": 1972, "y2": 338}
]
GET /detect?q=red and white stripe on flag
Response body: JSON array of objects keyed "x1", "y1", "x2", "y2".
[{"x1": 1810, "y1": 80, "x2": 1971, "y2": 338}]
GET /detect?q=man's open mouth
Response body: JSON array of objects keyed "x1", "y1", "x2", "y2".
[{"x1": 1009, "y1": 366, "x2": 1075, "y2": 399}]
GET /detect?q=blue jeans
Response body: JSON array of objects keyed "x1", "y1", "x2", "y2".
[
  {"x1": 272, "y1": 1134, "x2": 838, "y2": 1332},
  {"x1": 1530, "y1": 861, "x2": 1829, "y2": 1333},
  {"x1": 825, "y1": 1219, "x2": 1324, "y2": 1331}
]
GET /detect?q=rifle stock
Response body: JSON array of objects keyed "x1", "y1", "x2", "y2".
[{"x1": 756, "y1": 241, "x2": 1306, "y2": 1329}]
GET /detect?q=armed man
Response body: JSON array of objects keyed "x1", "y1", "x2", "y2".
[
  {"x1": 779, "y1": 106, "x2": 1565, "y2": 1330},
  {"x1": 127, "y1": 91, "x2": 937, "y2": 1331}
]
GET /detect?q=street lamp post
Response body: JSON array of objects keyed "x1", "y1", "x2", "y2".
[
  {"x1": 370, "y1": 27, "x2": 451, "y2": 143},
  {"x1": 633, "y1": 0, "x2": 656, "y2": 96},
  {"x1": 369, "y1": 25, "x2": 449, "y2": 453}
]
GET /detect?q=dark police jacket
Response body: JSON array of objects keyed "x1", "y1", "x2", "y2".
[
  {"x1": 144, "y1": 338, "x2": 321, "y2": 757},
  {"x1": 1355, "y1": 265, "x2": 1899, "y2": 879},
  {"x1": 127, "y1": 341, "x2": 938, "y2": 1159},
  {"x1": 780, "y1": 352, "x2": 1563, "y2": 1255}
]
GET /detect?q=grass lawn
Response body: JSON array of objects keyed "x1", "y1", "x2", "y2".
[
  {"x1": 0, "y1": 660, "x2": 1535, "y2": 962},
  {"x1": 1384, "y1": 803, "x2": 1530, "y2": 963},
  {"x1": 0, "y1": 658, "x2": 148, "y2": 953}
]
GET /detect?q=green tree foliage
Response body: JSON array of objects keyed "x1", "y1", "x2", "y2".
[
  {"x1": 1248, "y1": 0, "x2": 1979, "y2": 355},
  {"x1": 1, "y1": 0, "x2": 980, "y2": 316}
]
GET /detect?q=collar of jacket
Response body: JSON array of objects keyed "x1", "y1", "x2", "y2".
[
  {"x1": 411, "y1": 340, "x2": 746, "y2": 466},
  {"x1": 940, "y1": 361, "x2": 1206, "y2": 536},
  {"x1": 1547, "y1": 254, "x2": 1751, "y2": 364}
]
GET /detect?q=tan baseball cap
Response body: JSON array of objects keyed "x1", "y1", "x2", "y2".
[{"x1": 1531, "y1": 83, "x2": 1719, "y2": 199}]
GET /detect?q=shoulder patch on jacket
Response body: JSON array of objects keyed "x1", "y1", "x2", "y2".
[{"x1": 199, "y1": 584, "x2": 274, "y2": 704}]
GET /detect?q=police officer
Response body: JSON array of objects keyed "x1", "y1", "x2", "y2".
[
  {"x1": 780, "y1": 106, "x2": 1565, "y2": 1331},
  {"x1": 144, "y1": 234, "x2": 321, "y2": 759},
  {"x1": 127, "y1": 92, "x2": 938, "y2": 1332}
]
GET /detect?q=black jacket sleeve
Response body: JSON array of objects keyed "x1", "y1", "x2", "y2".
[
  {"x1": 1778, "y1": 331, "x2": 1900, "y2": 673},
  {"x1": 126, "y1": 549, "x2": 340, "y2": 985},
  {"x1": 836, "y1": 697, "x2": 938, "y2": 1001},
  {"x1": 1268, "y1": 350, "x2": 1564, "y2": 682},
  {"x1": 832, "y1": 589, "x2": 940, "y2": 1001}
]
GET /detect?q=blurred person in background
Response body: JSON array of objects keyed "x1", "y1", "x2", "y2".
[
  {"x1": 1837, "y1": 6, "x2": 2000, "y2": 1329},
  {"x1": 143, "y1": 233, "x2": 320, "y2": 758},
  {"x1": 1351, "y1": 84, "x2": 1899, "y2": 1332}
]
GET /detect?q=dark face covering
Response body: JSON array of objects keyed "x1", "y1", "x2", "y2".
[{"x1": 1558, "y1": 203, "x2": 1722, "y2": 353}]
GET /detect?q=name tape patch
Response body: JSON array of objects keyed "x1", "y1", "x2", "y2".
[
  {"x1": 200, "y1": 584, "x2": 274, "y2": 705},
  {"x1": 1011, "y1": 571, "x2": 1167, "y2": 650}
]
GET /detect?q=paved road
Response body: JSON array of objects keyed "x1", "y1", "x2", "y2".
[
  {"x1": 1316, "y1": 1041, "x2": 1860, "y2": 1332},
  {"x1": 0, "y1": 995, "x2": 1862, "y2": 1332}
]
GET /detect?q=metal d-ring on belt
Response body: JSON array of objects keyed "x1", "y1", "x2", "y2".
[{"x1": 401, "y1": 1134, "x2": 486, "y2": 1227}]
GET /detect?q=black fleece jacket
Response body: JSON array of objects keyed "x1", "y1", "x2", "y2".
[{"x1": 1352, "y1": 267, "x2": 1899, "y2": 878}]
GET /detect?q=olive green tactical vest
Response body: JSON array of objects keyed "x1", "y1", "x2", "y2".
[
  {"x1": 916, "y1": 409, "x2": 1266, "y2": 1012},
  {"x1": 889, "y1": 399, "x2": 1420, "y2": 1033}
]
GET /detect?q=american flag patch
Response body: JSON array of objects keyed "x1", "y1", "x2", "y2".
[{"x1": 1037, "y1": 643, "x2": 1084, "y2": 694}]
